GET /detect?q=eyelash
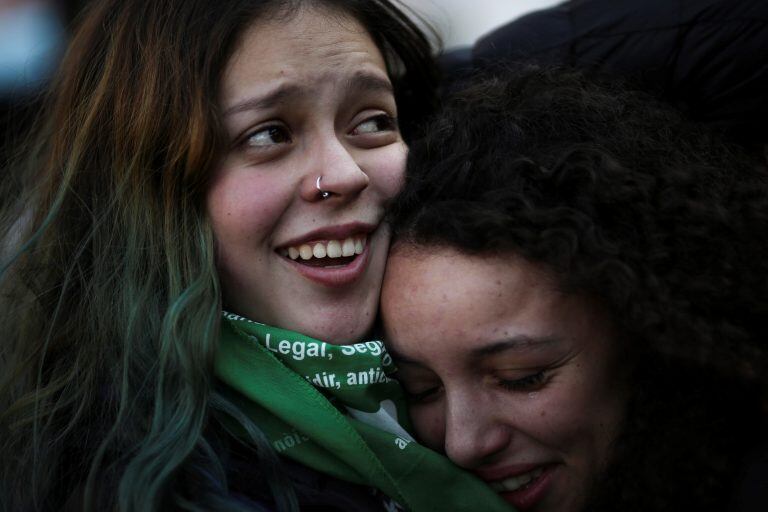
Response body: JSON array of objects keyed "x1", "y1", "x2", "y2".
[
  {"x1": 240, "y1": 113, "x2": 398, "y2": 150},
  {"x1": 498, "y1": 371, "x2": 548, "y2": 391},
  {"x1": 404, "y1": 385, "x2": 442, "y2": 404},
  {"x1": 404, "y1": 371, "x2": 548, "y2": 405},
  {"x1": 351, "y1": 114, "x2": 399, "y2": 135},
  {"x1": 242, "y1": 124, "x2": 292, "y2": 149}
]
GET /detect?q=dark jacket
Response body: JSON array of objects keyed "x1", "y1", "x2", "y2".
[
  {"x1": 228, "y1": 454, "x2": 392, "y2": 512},
  {"x1": 460, "y1": 0, "x2": 768, "y2": 148}
]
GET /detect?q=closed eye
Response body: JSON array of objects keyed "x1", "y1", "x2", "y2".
[
  {"x1": 498, "y1": 371, "x2": 548, "y2": 392},
  {"x1": 403, "y1": 384, "x2": 443, "y2": 404}
]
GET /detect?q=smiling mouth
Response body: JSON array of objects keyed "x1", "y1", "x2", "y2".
[
  {"x1": 278, "y1": 235, "x2": 367, "y2": 267},
  {"x1": 489, "y1": 467, "x2": 545, "y2": 493}
]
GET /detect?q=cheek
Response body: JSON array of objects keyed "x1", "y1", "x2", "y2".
[
  {"x1": 206, "y1": 164, "x2": 290, "y2": 243},
  {"x1": 562, "y1": 356, "x2": 628, "y2": 450},
  {"x1": 409, "y1": 403, "x2": 446, "y2": 452},
  {"x1": 362, "y1": 142, "x2": 406, "y2": 199},
  {"x1": 524, "y1": 368, "x2": 625, "y2": 461},
  {"x1": 530, "y1": 392, "x2": 587, "y2": 443}
]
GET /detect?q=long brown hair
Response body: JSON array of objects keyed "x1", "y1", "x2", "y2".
[{"x1": 0, "y1": 1, "x2": 438, "y2": 510}]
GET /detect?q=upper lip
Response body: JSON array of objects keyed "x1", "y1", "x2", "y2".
[
  {"x1": 276, "y1": 222, "x2": 378, "y2": 249},
  {"x1": 473, "y1": 463, "x2": 551, "y2": 482}
]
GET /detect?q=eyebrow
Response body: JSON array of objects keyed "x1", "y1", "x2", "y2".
[
  {"x1": 469, "y1": 336, "x2": 562, "y2": 359},
  {"x1": 344, "y1": 72, "x2": 394, "y2": 96},
  {"x1": 223, "y1": 72, "x2": 394, "y2": 117},
  {"x1": 224, "y1": 83, "x2": 302, "y2": 117},
  {"x1": 390, "y1": 335, "x2": 562, "y2": 366}
]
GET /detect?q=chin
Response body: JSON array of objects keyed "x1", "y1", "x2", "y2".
[
  {"x1": 313, "y1": 315, "x2": 374, "y2": 345},
  {"x1": 292, "y1": 302, "x2": 377, "y2": 345}
]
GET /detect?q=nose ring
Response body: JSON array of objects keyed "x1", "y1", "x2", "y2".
[{"x1": 316, "y1": 176, "x2": 330, "y2": 199}]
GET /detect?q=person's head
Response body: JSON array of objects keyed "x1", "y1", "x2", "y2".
[
  {"x1": 25, "y1": 0, "x2": 435, "y2": 342},
  {"x1": 383, "y1": 247, "x2": 626, "y2": 512},
  {"x1": 208, "y1": 1, "x2": 420, "y2": 343},
  {"x1": 0, "y1": 0, "x2": 437, "y2": 509},
  {"x1": 381, "y1": 67, "x2": 768, "y2": 511}
]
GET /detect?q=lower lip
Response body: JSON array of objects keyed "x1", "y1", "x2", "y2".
[
  {"x1": 498, "y1": 465, "x2": 556, "y2": 510},
  {"x1": 282, "y1": 240, "x2": 371, "y2": 287}
]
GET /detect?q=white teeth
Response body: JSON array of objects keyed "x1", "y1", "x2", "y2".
[
  {"x1": 299, "y1": 244, "x2": 313, "y2": 260},
  {"x1": 489, "y1": 467, "x2": 544, "y2": 493},
  {"x1": 342, "y1": 238, "x2": 355, "y2": 257},
  {"x1": 312, "y1": 243, "x2": 326, "y2": 258},
  {"x1": 327, "y1": 240, "x2": 342, "y2": 258},
  {"x1": 283, "y1": 236, "x2": 367, "y2": 261}
]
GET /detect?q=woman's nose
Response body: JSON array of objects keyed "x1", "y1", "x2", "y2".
[
  {"x1": 443, "y1": 392, "x2": 511, "y2": 468},
  {"x1": 300, "y1": 135, "x2": 369, "y2": 202}
]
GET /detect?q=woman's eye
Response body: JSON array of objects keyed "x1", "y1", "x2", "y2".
[
  {"x1": 404, "y1": 385, "x2": 443, "y2": 404},
  {"x1": 244, "y1": 125, "x2": 291, "y2": 148},
  {"x1": 351, "y1": 114, "x2": 398, "y2": 136},
  {"x1": 498, "y1": 371, "x2": 547, "y2": 392}
]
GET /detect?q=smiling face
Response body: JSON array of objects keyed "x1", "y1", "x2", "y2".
[
  {"x1": 381, "y1": 246, "x2": 628, "y2": 512},
  {"x1": 207, "y1": 5, "x2": 405, "y2": 344}
]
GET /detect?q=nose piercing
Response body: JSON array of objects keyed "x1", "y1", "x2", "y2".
[{"x1": 316, "y1": 176, "x2": 330, "y2": 199}]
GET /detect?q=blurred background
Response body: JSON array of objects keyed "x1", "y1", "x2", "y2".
[
  {"x1": 0, "y1": 0, "x2": 85, "y2": 167},
  {"x1": 0, "y1": 0, "x2": 555, "y2": 165},
  {"x1": 0, "y1": 0, "x2": 557, "y2": 98},
  {"x1": 2, "y1": 0, "x2": 764, "y2": 162},
  {"x1": 0, "y1": 0, "x2": 66, "y2": 100},
  {"x1": 401, "y1": 0, "x2": 559, "y2": 48}
]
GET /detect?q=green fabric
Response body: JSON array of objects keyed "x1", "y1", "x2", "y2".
[{"x1": 215, "y1": 312, "x2": 513, "y2": 511}]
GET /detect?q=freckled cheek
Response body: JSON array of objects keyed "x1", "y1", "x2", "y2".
[
  {"x1": 410, "y1": 405, "x2": 446, "y2": 451},
  {"x1": 509, "y1": 392, "x2": 590, "y2": 451},
  {"x1": 537, "y1": 386, "x2": 624, "y2": 471}
]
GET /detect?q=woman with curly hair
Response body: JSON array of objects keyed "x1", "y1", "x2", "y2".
[
  {"x1": 0, "y1": 1, "x2": 514, "y2": 511},
  {"x1": 381, "y1": 67, "x2": 768, "y2": 511}
]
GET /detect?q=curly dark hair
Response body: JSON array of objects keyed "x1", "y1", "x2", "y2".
[{"x1": 387, "y1": 66, "x2": 768, "y2": 511}]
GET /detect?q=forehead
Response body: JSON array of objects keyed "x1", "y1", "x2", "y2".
[
  {"x1": 381, "y1": 246, "x2": 615, "y2": 368},
  {"x1": 220, "y1": 4, "x2": 388, "y2": 107},
  {"x1": 382, "y1": 247, "x2": 559, "y2": 342},
  {"x1": 384, "y1": 245, "x2": 557, "y2": 303}
]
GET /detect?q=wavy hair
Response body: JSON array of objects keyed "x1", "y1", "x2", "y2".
[
  {"x1": 388, "y1": 66, "x2": 768, "y2": 510},
  {"x1": 0, "y1": 1, "x2": 438, "y2": 510}
]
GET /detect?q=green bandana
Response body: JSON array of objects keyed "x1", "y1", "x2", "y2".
[{"x1": 215, "y1": 312, "x2": 512, "y2": 511}]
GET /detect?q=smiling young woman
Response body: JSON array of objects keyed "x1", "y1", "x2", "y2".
[
  {"x1": 207, "y1": 5, "x2": 405, "y2": 343},
  {"x1": 381, "y1": 67, "x2": 768, "y2": 511},
  {"x1": 0, "y1": 0, "x2": 522, "y2": 510},
  {"x1": 383, "y1": 249, "x2": 627, "y2": 511}
]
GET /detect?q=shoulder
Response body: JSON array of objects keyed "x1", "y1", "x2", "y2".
[
  {"x1": 470, "y1": 0, "x2": 768, "y2": 144},
  {"x1": 474, "y1": 0, "x2": 768, "y2": 67}
]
